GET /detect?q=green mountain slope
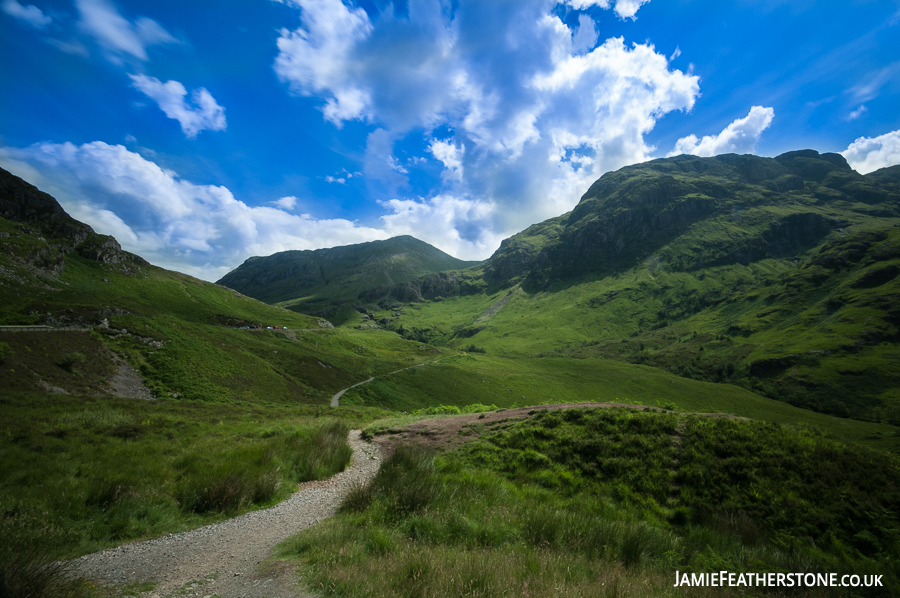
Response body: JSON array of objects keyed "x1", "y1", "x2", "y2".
[
  {"x1": 216, "y1": 236, "x2": 480, "y2": 324},
  {"x1": 0, "y1": 166, "x2": 446, "y2": 404},
  {"x1": 353, "y1": 151, "x2": 900, "y2": 422}
]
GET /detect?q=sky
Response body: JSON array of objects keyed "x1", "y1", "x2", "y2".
[{"x1": 1, "y1": 0, "x2": 899, "y2": 281}]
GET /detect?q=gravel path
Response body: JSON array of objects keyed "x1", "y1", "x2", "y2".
[{"x1": 71, "y1": 431, "x2": 381, "y2": 598}]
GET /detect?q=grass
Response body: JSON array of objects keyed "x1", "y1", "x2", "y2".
[
  {"x1": 278, "y1": 408, "x2": 900, "y2": 597},
  {"x1": 0, "y1": 391, "x2": 387, "y2": 559},
  {"x1": 344, "y1": 353, "x2": 900, "y2": 451}
]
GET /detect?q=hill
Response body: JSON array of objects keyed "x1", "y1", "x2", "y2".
[
  {"x1": 216, "y1": 236, "x2": 480, "y2": 324},
  {"x1": 349, "y1": 151, "x2": 900, "y2": 422}
]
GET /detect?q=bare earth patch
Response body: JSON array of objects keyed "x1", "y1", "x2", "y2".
[
  {"x1": 372, "y1": 402, "x2": 745, "y2": 454},
  {"x1": 108, "y1": 360, "x2": 155, "y2": 400}
]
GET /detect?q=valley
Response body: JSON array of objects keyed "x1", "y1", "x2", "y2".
[{"x1": 2, "y1": 151, "x2": 900, "y2": 597}]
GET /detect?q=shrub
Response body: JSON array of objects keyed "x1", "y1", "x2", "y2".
[
  {"x1": 56, "y1": 352, "x2": 86, "y2": 373},
  {"x1": 371, "y1": 444, "x2": 439, "y2": 517}
]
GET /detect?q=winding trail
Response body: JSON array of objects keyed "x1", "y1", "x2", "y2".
[
  {"x1": 330, "y1": 377, "x2": 374, "y2": 407},
  {"x1": 71, "y1": 431, "x2": 381, "y2": 598},
  {"x1": 330, "y1": 358, "x2": 442, "y2": 407}
]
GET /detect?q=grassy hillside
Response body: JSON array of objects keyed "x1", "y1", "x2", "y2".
[
  {"x1": 349, "y1": 152, "x2": 900, "y2": 423},
  {"x1": 0, "y1": 204, "x2": 451, "y2": 404},
  {"x1": 338, "y1": 353, "x2": 900, "y2": 452}
]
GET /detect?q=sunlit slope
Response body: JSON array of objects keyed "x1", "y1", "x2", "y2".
[{"x1": 356, "y1": 152, "x2": 900, "y2": 421}]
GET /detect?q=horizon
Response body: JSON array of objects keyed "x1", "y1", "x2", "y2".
[{"x1": 2, "y1": 0, "x2": 899, "y2": 281}]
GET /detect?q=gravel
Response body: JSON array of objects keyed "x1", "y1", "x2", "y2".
[{"x1": 71, "y1": 430, "x2": 381, "y2": 598}]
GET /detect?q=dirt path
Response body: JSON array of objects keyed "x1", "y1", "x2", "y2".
[
  {"x1": 330, "y1": 359, "x2": 442, "y2": 407},
  {"x1": 71, "y1": 431, "x2": 381, "y2": 598}
]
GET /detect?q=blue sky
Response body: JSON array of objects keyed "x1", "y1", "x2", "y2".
[{"x1": 1, "y1": 0, "x2": 899, "y2": 281}]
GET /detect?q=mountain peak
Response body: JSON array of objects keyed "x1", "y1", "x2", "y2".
[{"x1": 217, "y1": 235, "x2": 480, "y2": 322}]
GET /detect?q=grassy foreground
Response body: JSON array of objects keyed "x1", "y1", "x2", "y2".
[
  {"x1": 0, "y1": 392, "x2": 388, "y2": 561},
  {"x1": 277, "y1": 408, "x2": 900, "y2": 597}
]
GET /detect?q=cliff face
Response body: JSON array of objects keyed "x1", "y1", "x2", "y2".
[
  {"x1": 0, "y1": 167, "x2": 94, "y2": 248},
  {"x1": 0, "y1": 167, "x2": 147, "y2": 279},
  {"x1": 521, "y1": 151, "x2": 874, "y2": 287}
]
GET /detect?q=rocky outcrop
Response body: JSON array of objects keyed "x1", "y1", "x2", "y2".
[
  {"x1": 358, "y1": 271, "x2": 481, "y2": 303},
  {"x1": 76, "y1": 233, "x2": 148, "y2": 266}
]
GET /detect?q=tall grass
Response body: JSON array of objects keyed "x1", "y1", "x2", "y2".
[
  {"x1": 177, "y1": 421, "x2": 353, "y2": 513},
  {"x1": 0, "y1": 510, "x2": 89, "y2": 598},
  {"x1": 0, "y1": 394, "x2": 364, "y2": 558}
]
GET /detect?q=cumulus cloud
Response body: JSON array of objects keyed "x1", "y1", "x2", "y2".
[
  {"x1": 842, "y1": 129, "x2": 900, "y2": 174},
  {"x1": 273, "y1": 0, "x2": 373, "y2": 126},
  {"x1": 2, "y1": 0, "x2": 52, "y2": 29},
  {"x1": 76, "y1": 0, "x2": 176, "y2": 62},
  {"x1": 0, "y1": 141, "x2": 388, "y2": 281},
  {"x1": 379, "y1": 194, "x2": 503, "y2": 261},
  {"x1": 668, "y1": 105, "x2": 774, "y2": 157},
  {"x1": 130, "y1": 75, "x2": 226, "y2": 138},
  {"x1": 274, "y1": 0, "x2": 697, "y2": 257}
]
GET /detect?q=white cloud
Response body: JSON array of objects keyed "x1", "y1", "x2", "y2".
[
  {"x1": 273, "y1": 0, "x2": 373, "y2": 126},
  {"x1": 842, "y1": 129, "x2": 900, "y2": 174},
  {"x1": 562, "y1": 0, "x2": 650, "y2": 19},
  {"x1": 612, "y1": 0, "x2": 651, "y2": 19},
  {"x1": 846, "y1": 105, "x2": 867, "y2": 121},
  {"x1": 668, "y1": 105, "x2": 774, "y2": 157},
  {"x1": 130, "y1": 75, "x2": 226, "y2": 139},
  {"x1": 2, "y1": 0, "x2": 52, "y2": 28},
  {"x1": 0, "y1": 141, "x2": 388, "y2": 281},
  {"x1": 273, "y1": 195, "x2": 298, "y2": 210},
  {"x1": 324, "y1": 175, "x2": 346, "y2": 184},
  {"x1": 379, "y1": 194, "x2": 502, "y2": 261},
  {"x1": 429, "y1": 138, "x2": 464, "y2": 181},
  {"x1": 274, "y1": 0, "x2": 697, "y2": 256},
  {"x1": 76, "y1": 0, "x2": 176, "y2": 62}
]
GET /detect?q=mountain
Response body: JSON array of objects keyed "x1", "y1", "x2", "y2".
[
  {"x1": 350, "y1": 151, "x2": 900, "y2": 422},
  {"x1": 0, "y1": 166, "x2": 446, "y2": 403},
  {"x1": 216, "y1": 236, "x2": 480, "y2": 324}
]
